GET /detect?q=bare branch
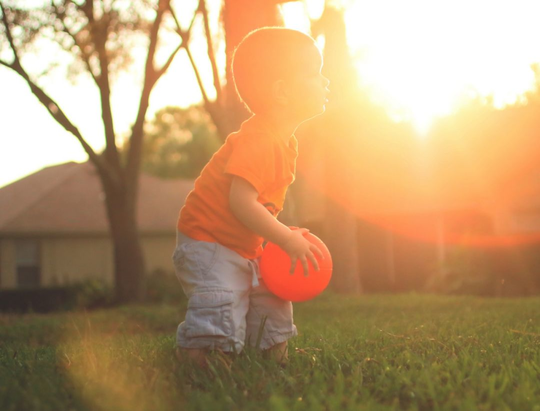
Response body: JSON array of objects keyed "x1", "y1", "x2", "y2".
[
  {"x1": 52, "y1": 1, "x2": 99, "y2": 84},
  {"x1": 126, "y1": 0, "x2": 170, "y2": 192},
  {"x1": 0, "y1": 2, "x2": 117, "y2": 184},
  {"x1": 79, "y1": 0, "x2": 95, "y2": 23},
  {"x1": 0, "y1": 59, "x2": 12, "y2": 69},
  {"x1": 155, "y1": 43, "x2": 181, "y2": 78},
  {"x1": 1, "y1": 61, "x2": 109, "y2": 176},
  {"x1": 168, "y1": 1, "x2": 182, "y2": 33},
  {"x1": 185, "y1": 44, "x2": 210, "y2": 106},
  {"x1": 199, "y1": 0, "x2": 222, "y2": 102},
  {"x1": 83, "y1": 3, "x2": 121, "y2": 170},
  {"x1": 168, "y1": 0, "x2": 198, "y2": 41},
  {"x1": 168, "y1": 1, "x2": 210, "y2": 106},
  {"x1": 0, "y1": 3, "x2": 20, "y2": 62},
  {"x1": 187, "y1": 4, "x2": 198, "y2": 33}
]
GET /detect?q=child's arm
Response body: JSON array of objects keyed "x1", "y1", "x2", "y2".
[{"x1": 229, "y1": 176, "x2": 322, "y2": 276}]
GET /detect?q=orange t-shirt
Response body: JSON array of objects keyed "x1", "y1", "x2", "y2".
[{"x1": 177, "y1": 115, "x2": 298, "y2": 259}]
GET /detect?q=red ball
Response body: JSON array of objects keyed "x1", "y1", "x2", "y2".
[{"x1": 259, "y1": 232, "x2": 332, "y2": 302}]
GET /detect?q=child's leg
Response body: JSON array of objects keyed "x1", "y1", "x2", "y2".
[
  {"x1": 173, "y1": 233, "x2": 253, "y2": 366},
  {"x1": 265, "y1": 341, "x2": 288, "y2": 364},
  {"x1": 245, "y1": 271, "x2": 298, "y2": 365},
  {"x1": 175, "y1": 347, "x2": 208, "y2": 368}
]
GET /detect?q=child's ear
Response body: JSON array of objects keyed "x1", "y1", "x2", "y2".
[{"x1": 271, "y1": 80, "x2": 289, "y2": 106}]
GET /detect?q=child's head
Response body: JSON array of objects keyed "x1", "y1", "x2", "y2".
[{"x1": 232, "y1": 27, "x2": 330, "y2": 120}]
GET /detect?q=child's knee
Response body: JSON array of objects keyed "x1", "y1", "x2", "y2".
[{"x1": 177, "y1": 288, "x2": 244, "y2": 352}]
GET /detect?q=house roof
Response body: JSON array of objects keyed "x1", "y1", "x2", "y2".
[{"x1": 0, "y1": 162, "x2": 194, "y2": 235}]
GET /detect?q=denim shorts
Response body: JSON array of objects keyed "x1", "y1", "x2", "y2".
[{"x1": 172, "y1": 232, "x2": 298, "y2": 352}]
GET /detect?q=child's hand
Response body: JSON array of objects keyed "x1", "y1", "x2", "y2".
[{"x1": 280, "y1": 228, "x2": 324, "y2": 276}]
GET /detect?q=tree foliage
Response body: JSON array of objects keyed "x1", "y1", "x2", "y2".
[{"x1": 139, "y1": 105, "x2": 220, "y2": 179}]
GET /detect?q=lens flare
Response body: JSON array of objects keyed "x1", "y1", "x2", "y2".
[{"x1": 344, "y1": 0, "x2": 540, "y2": 134}]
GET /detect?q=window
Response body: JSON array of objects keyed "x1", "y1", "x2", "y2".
[{"x1": 15, "y1": 240, "x2": 41, "y2": 287}]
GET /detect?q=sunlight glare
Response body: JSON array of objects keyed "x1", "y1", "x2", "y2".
[{"x1": 337, "y1": 0, "x2": 540, "y2": 134}]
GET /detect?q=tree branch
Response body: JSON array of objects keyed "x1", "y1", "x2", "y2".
[
  {"x1": 155, "y1": 43, "x2": 181, "y2": 79},
  {"x1": 168, "y1": 2, "x2": 210, "y2": 106},
  {"x1": 126, "y1": 0, "x2": 170, "y2": 195},
  {"x1": 51, "y1": 0, "x2": 121, "y2": 172},
  {"x1": 169, "y1": 0, "x2": 197, "y2": 42},
  {"x1": 79, "y1": 0, "x2": 95, "y2": 24},
  {"x1": 1, "y1": 63, "x2": 110, "y2": 176},
  {"x1": 0, "y1": 2, "x2": 20, "y2": 62},
  {"x1": 90, "y1": 10, "x2": 121, "y2": 171},
  {"x1": 184, "y1": 44, "x2": 210, "y2": 106},
  {"x1": 199, "y1": 0, "x2": 222, "y2": 102},
  {"x1": 52, "y1": 0, "x2": 99, "y2": 84},
  {"x1": 0, "y1": 59, "x2": 12, "y2": 69},
  {"x1": 0, "y1": 2, "x2": 117, "y2": 184}
]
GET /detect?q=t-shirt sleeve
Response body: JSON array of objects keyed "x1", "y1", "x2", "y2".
[{"x1": 224, "y1": 134, "x2": 290, "y2": 194}]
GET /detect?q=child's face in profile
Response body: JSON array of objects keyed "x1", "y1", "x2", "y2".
[{"x1": 282, "y1": 44, "x2": 330, "y2": 121}]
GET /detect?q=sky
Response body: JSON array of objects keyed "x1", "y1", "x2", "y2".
[
  {"x1": 2, "y1": 0, "x2": 540, "y2": 188},
  {"x1": 0, "y1": 0, "x2": 223, "y2": 188},
  {"x1": 0, "y1": 45, "x2": 210, "y2": 187}
]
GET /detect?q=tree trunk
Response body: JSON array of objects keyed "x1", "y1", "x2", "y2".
[
  {"x1": 102, "y1": 179, "x2": 146, "y2": 303},
  {"x1": 313, "y1": 5, "x2": 363, "y2": 294},
  {"x1": 220, "y1": 0, "x2": 286, "y2": 136},
  {"x1": 323, "y1": 198, "x2": 362, "y2": 293},
  {"x1": 112, "y1": 221, "x2": 146, "y2": 303}
]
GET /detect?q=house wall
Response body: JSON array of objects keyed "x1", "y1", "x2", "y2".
[
  {"x1": 0, "y1": 240, "x2": 16, "y2": 287},
  {"x1": 41, "y1": 237, "x2": 114, "y2": 286},
  {"x1": 0, "y1": 234, "x2": 176, "y2": 289},
  {"x1": 143, "y1": 235, "x2": 177, "y2": 275}
]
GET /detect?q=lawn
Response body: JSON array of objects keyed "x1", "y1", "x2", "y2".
[{"x1": 1, "y1": 293, "x2": 540, "y2": 410}]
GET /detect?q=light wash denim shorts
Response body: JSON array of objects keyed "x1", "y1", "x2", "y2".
[{"x1": 172, "y1": 232, "x2": 298, "y2": 352}]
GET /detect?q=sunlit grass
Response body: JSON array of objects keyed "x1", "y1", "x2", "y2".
[{"x1": 1, "y1": 294, "x2": 540, "y2": 410}]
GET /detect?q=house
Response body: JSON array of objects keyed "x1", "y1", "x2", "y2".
[{"x1": 0, "y1": 162, "x2": 193, "y2": 289}]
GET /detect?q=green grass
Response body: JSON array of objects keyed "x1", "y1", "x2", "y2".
[{"x1": 2, "y1": 293, "x2": 540, "y2": 410}]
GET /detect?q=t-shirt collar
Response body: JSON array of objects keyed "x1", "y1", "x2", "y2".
[{"x1": 243, "y1": 115, "x2": 298, "y2": 156}]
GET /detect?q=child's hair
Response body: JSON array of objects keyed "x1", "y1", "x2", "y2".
[{"x1": 232, "y1": 27, "x2": 317, "y2": 114}]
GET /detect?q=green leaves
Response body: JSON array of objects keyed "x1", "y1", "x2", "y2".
[{"x1": 139, "y1": 105, "x2": 220, "y2": 179}]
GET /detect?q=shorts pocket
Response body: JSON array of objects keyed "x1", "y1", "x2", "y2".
[
  {"x1": 172, "y1": 245, "x2": 186, "y2": 270},
  {"x1": 185, "y1": 289, "x2": 234, "y2": 338},
  {"x1": 184, "y1": 241, "x2": 220, "y2": 277}
]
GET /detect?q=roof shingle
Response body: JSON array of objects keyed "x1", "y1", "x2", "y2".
[{"x1": 0, "y1": 162, "x2": 193, "y2": 235}]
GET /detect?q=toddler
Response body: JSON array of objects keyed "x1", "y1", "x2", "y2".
[{"x1": 173, "y1": 27, "x2": 330, "y2": 366}]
